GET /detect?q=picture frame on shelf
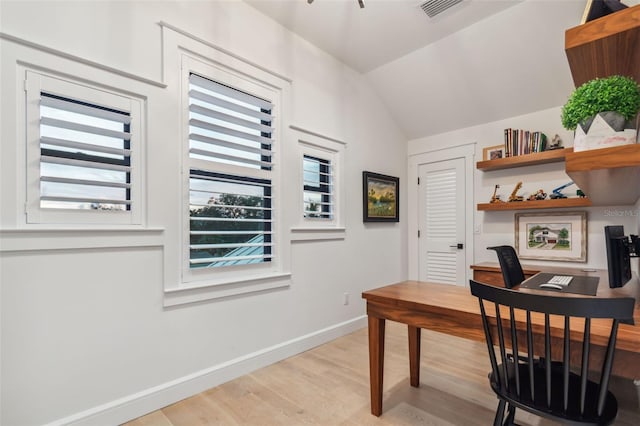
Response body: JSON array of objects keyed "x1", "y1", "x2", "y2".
[
  {"x1": 580, "y1": 0, "x2": 627, "y2": 24},
  {"x1": 515, "y1": 211, "x2": 587, "y2": 262},
  {"x1": 483, "y1": 145, "x2": 504, "y2": 161},
  {"x1": 362, "y1": 171, "x2": 399, "y2": 222}
]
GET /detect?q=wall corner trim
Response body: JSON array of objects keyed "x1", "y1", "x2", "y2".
[
  {"x1": 158, "y1": 21, "x2": 292, "y2": 84},
  {"x1": 289, "y1": 125, "x2": 347, "y2": 146},
  {"x1": 0, "y1": 32, "x2": 167, "y2": 88}
]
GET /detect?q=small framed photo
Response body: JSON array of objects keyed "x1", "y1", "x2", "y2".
[
  {"x1": 581, "y1": 0, "x2": 627, "y2": 24},
  {"x1": 483, "y1": 145, "x2": 504, "y2": 161},
  {"x1": 515, "y1": 211, "x2": 587, "y2": 262},
  {"x1": 363, "y1": 171, "x2": 399, "y2": 222}
]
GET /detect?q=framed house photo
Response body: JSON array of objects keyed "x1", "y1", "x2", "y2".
[
  {"x1": 483, "y1": 144, "x2": 504, "y2": 161},
  {"x1": 362, "y1": 171, "x2": 399, "y2": 222},
  {"x1": 515, "y1": 211, "x2": 587, "y2": 262}
]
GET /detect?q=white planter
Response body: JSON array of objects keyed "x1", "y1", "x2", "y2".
[{"x1": 573, "y1": 113, "x2": 637, "y2": 152}]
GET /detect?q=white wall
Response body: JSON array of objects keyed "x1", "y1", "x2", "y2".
[
  {"x1": 408, "y1": 106, "x2": 639, "y2": 272},
  {"x1": 0, "y1": 1, "x2": 407, "y2": 424},
  {"x1": 404, "y1": 0, "x2": 640, "y2": 273}
]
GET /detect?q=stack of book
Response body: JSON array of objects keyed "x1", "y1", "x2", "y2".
[{"x1": 504, "y1": 128, "x2": 547, "y2": 157}]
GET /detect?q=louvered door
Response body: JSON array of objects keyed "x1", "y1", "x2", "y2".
[{"x1": 418, "y1": 158, "x2": 466, "y2": 285}]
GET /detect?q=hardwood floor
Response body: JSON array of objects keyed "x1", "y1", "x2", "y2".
[{"x1": 125, "y1": 321, "x2": 640, "y2": 425}]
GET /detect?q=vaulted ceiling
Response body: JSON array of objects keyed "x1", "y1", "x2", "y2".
[{"x1": 245, "y1": 0, "x2": 588, "y2": 140}]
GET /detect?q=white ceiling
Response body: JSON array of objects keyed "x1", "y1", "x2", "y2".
[
  {"x1": 246, "y1": 0, "x2": 588, "y2": 139},
  {"x1": 246, "y1": 0, "x2": 521, "y2": 73}
]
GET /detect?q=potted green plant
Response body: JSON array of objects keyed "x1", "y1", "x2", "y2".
[{"x1": 561, "y1": 75, "x2": 640, "y2": 151}]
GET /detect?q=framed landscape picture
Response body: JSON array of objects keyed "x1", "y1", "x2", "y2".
[
  {"x1": 515, "y1": 211, "x2": 587, "y2": 262},
  {"x1": 362, "y1": 171, "x2": 399, "y2": 222}
]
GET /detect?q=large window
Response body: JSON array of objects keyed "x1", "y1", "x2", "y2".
[
  {"x1": 166, "y1": 34, "x2": 290, "y2": 303},
  {"x1": 24, "y1": 70, "x2": 143, "y2": 225},
  {"x1": 187, "y1": 73, "x2": 274, "y2": 270}
]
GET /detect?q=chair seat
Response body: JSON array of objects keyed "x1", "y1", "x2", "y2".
[{"x1": 490, "y1": 361, "x2": 618, "y2": 425}]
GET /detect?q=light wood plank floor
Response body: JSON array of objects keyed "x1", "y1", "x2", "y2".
[{"x1": 125, "y1": 321, "x2": 640, "y2": 425}]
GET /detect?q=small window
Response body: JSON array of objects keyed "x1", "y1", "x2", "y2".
[
  {"x1": 290, "y1": 126, "x2": 346, "y2": 241},
  {"x1": 303, "y1": 155, "x2": 332, "y2": 219},
  {"x1": 24, "y1": 70, "x2": 143, "y2": 225},
  {"x1": 187, "y1": 72, "x2": 274, "y2": 269}
]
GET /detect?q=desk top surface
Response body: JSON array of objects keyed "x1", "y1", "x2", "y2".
[
  {"x1": 362, "y1": 267, "x2": 640, "y2": 353},
  {"x1": 362, "y1": 272, "x2": 640, "y2": 308}
]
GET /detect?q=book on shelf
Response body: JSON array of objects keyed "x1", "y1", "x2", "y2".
[{"x1": 503, "y1": 128, "x2": 547, "y2": 157}]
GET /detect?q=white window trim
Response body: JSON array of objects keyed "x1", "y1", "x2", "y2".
[
  {"x1": 181, "y1": 55, "x2": 282, "y2": 286},
  {"x1": 22, "y1": 68, "x2": 144, "y2": 227},
  {"x1": 0, "y1": 228, "x2": 163, "y2": 252},
  {"x1": 290, "y1": 125, "x2": 346, "y2": 242},
  {"x1": 161, "y1": 24, "x2": 292, "y2": 305}
]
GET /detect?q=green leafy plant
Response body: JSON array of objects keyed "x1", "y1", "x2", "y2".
[{"x1": 561, "y1": 75, "x2": 640, "y2": 130}]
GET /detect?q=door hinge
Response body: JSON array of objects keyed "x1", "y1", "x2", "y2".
[
  {"x1": 418, "y1": 230, "x2": 421, "y2": 238},
  {"x1": 417, "y1": 177, "x2": 420, "y2": 185}
]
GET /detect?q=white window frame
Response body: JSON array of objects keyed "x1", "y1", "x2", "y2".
[
  {"x1": 180, "y1": 54, "x2": 288, "y2": 289},
  {"x1": 290, "y1": 126, "x2": 346, "y2": 241},
  {"x1": 160, "y1": 25, "x2": 292, "y2": 306},
  {"x1": 23, "y1": 69, "x2": 143, "y2": 226}
]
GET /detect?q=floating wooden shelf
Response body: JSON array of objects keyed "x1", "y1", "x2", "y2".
[
  {"x1": 565, "y1": 4, "x2": 640, "y2": 87},
  {"x1": 565, "y1": 144, "x2": 640, "y2": 205},
  {"x1": 479, "y1": 7, "x2": 640, "y2": 210},
  {"x1": 562, "y1": 5, "x2": 640, "y2": 206},
  {"x1": 476, "y1": 148, "x2": 572, "y2": 171},
  {"x1": 477, "y1": 197, "x2": 592, "y2": 211},
  {"x1": 478, "y1": 148, "x2": 579, "y2": 211}
]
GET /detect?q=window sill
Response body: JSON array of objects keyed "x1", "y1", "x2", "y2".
[
  {"x1": 0, "y1": 228, "x2": 164, "y2": 252},
  {"x1": 289, "y1": 226, "x2": 346, "y2": 242},
  {"x1": 165, "y1": 272, "x2": 292, "y2": 307}
]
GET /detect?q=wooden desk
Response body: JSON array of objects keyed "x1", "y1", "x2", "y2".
[{"x1": 361, "y1": 272, "x2": 640, "y2": 416}]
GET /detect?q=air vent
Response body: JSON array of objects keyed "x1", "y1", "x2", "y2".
[{"x1": 420, "y1": 0, "x2": 464, "y2": 18}]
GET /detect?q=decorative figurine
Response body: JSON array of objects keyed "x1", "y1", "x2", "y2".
[
  {"x1": 528, "y1": 189, "x2": 547, "y2": 201},
  {"x1": 490, "y1": 184, "x2": 503, "y2": 203},
  {"x1": 547, "y1": 134, "x2": 563, "y2": 150},
  {"x1": 508, "y1": 182, "x2": 525, "y2": 202},
  {"x1": 549, "y1": 181, "x2": 575, "y2": 199}
]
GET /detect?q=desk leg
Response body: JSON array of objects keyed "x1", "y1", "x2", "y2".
[
  {"x1": 368, "y1": 315, "x2": 385, "y2": 416},
  {"x1": 408, "y1": 325, "x2": 421, "y2": 387}
]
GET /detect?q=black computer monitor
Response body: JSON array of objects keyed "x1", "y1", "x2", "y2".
[{"x1": 604, "y1": 225, "x2": 631, "y2": 288}]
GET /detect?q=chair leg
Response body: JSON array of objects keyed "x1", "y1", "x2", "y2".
[
  {"x1": 503, "y1": 403, "x2": 516, "y2": 426},
  {"x1": 493, "y1": 399, "x2": 506, "y2": 426}
]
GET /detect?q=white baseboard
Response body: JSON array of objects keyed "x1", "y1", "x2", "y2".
[{"x1": 45, "y1": 315, "x2": 367, "y2": 426}]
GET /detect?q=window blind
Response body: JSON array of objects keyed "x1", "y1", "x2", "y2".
[
  {"x1": 188, "y1": 73, "x2": 273, "y2": 170},
  {"x1": 303, "y1": 155, "x2": 333, "y2": 219},
  {"x1": 39, "y1": 92, "x2": 131, "y2": 210},
  {"x1": 188, "y1": 73, "x2": 274, "y2": 268}
]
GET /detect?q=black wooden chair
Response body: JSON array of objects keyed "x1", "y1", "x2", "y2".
[
  {"x1": 469, "y1": 279, "x2": 635, "y2": 426},
  {"x1": 487, "y1": 245, "x2": 525, "y2": 288}
]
